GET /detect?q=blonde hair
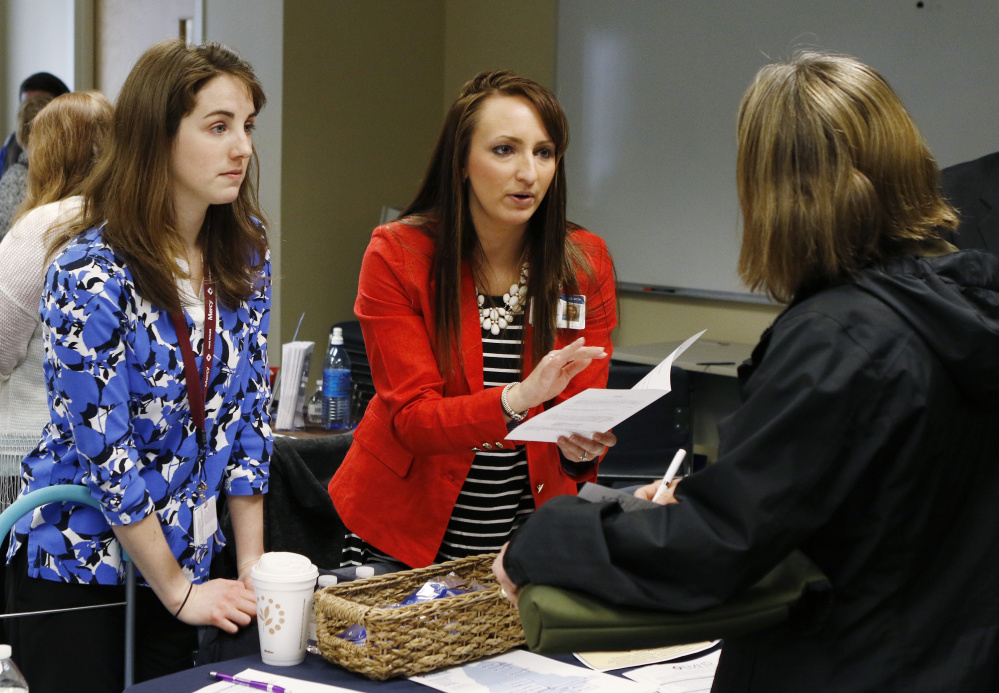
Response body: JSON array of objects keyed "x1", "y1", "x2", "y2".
[
  {"x1": 14, "y1": 92, "x2": 112, "y2": 224},
  {"x1": 736, "y1": 51, "x2": 956, "y2": 303}
]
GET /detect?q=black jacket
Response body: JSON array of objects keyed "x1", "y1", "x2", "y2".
[
  {"x1": 942, "y1": 151, "x2": 999, "y2": 253},
  {"x1": 505, "y1": 251, "x2": 999, "y2": 692}
]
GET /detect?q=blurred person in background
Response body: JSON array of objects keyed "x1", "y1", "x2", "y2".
[
  {"x1": 0, "y1": 72, "x2": 69, "y2": 179},
  {"x1": 0, "y1": 93, "x2": 54, "y2": 237}
]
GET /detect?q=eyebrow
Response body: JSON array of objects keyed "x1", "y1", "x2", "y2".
[
  {"x1": 201, "y1": 109, "x2": 258, "y2": 120},
  {"x1": 493, "y1": 134, "x2": 555, "y2": 146}
]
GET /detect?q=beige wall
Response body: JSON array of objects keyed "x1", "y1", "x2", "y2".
[
  {"x1": 281, "y1": 0, "x2": 781, "y2": 385},
  {"x1": 615, "y1": 293, "x2": 778, "y2": 347},
  {"x1": 281, "y1": 0, "x2": 446, "y2": 378},
  {"x1": 443, "y1": 0, "x2": 558, "y2": 104}
]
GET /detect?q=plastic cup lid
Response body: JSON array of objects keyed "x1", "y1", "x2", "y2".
[{"x1": 251, "y1": 551, "x2": 318, "y2": 581}]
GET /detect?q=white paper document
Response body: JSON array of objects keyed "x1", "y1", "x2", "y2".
[
  {"x1": 573, "y1": 640, "x2": 718, "y2": 672},
  {"x1": 410, "y1": 650, "x2": 656, "y2": 693},
  {"x1": 622, "y1": 648, "x2": 720, "y2": 693},
  {"x1": 506, "y1": 330, "x2": 705, "y2": 443},
  {"x1": 194, "y1": 667, "x2": 356, "y2": 693}
]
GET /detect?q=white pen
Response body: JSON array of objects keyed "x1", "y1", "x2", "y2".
[{"x1": 651, "y1": 448, "x2": 687, "y2": 503}]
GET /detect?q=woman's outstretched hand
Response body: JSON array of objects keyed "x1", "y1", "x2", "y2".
[{"x1": 504, "y1": 338, "x2": 606, "y2": 415}]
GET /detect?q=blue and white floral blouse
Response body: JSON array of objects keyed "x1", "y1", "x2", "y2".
[{"x1": 8, "y1": 227, "x2": 272, "y2": 585}]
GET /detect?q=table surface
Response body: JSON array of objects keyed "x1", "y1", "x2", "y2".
[
  {"x1": 124, "y1": 650, "x2": 598, "y2": 693},
  {"x1": 274, "y1": 424, "x2": 350, "y2": 439},
  {"x1": 125, "y1": 651, "x2": 428, "y2": 692},
  {"x1": 613, "y1": 339, "x2": 753, "y2": 377}
]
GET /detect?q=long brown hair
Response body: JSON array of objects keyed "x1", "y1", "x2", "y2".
[
  {"x1": 14, "y1": 92, "x2": 112, "y2": 224},
  {"x1": 52, "y1": 39, "x2": 268, "y2": 312},
  {"x1": 403, "y1": 70, "x2": 591, "y2": 378},
  {"x1": 736, "y1": 52, "x2": 956, "y2": 303}
]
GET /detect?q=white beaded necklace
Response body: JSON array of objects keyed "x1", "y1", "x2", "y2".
[{"x1": 476, "y1": 263, "x2": 529, "y2": 335}]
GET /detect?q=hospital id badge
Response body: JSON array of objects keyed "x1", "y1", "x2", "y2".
[
  {"x1": 193, "y1": 494, "x2": 218, "y2": 547},
  {"x1": 556, "y1": 294, "x2": 586, "y2": 329}
]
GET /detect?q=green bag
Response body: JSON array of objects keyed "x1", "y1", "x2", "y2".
[{"x1": 517, "y1": 549, "x2": 831, "y2": 654}]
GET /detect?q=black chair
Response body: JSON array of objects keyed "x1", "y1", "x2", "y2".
[
  {"x1": 596, "y1": 363, "x2": 694, "y2": 487},
  {"x1": 217, "y1": 431, "x2": 352, "y2": 577},
  {"x1": 333, "y1": 320, "x2": 376, "y2": 425}
]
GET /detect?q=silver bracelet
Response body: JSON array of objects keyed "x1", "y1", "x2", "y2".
[{"x1": 501, "y1": 382, "x2": 527, "y2": 422}]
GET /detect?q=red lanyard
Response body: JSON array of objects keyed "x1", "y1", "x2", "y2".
[{"x1": 170, "y1": 279, "x2": 217, "y2": 448}]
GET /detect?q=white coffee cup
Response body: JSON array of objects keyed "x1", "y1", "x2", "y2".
[{"x1": 251, "y1": 551, "x2": 319, "y2": 665}]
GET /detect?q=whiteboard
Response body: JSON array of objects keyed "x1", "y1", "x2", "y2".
[{"x1": 556, "y1": 0, "x2": 999, "y2": 301}]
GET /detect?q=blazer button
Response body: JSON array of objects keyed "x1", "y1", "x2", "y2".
[
  {"x1": 471, "y1": 447, "x2": 480, "y2": 452},
  {"x1": 482, "y1": 443, "x2": 493, "y2": 450},
  {"x1": 495, "y1": 442, "x2": 505, "y2": 449}
]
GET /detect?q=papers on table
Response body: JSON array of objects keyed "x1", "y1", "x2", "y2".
[
  {"x1": 194, "y1": 667, "x2": 356, "y2": 693},
  {"x1": 574, "y1": 641, "x2": 718, "y2": 672},
  {"x1": 506, "y1": 330, "x2": 705, "y2": 443},
  {"x1": 410, "y1": 649, "x2": 656, "y2": 693},
  {"x1": 275, "y1": 340, "x2": 314, "y2": 431},
  {"x1": 623, "y1": 648, "x2": 721, "y2": 693}
]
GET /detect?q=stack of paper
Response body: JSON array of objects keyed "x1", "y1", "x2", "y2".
[{"x1": 275, "y1": 341, "x2": 314, "y2": 431}]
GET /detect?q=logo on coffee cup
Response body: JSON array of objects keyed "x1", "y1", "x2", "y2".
[{"x1": 258, "y1": 595, "x2": 286, "y2": 634}]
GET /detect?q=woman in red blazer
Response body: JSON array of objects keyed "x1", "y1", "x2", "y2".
[{"x1": 328, "y1": 71, "x2": 618, "y2": 569}]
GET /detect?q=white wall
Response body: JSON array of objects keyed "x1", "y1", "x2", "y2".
[
  {"x1": 94, "y1": 0, "x2": 195, "y2": 102},
  {"x1": 203, "y1": 0, "x2": 283, "y2": 352},
  {"x1": 3, "y1": 0, "x2": 78, "y2": 132}
]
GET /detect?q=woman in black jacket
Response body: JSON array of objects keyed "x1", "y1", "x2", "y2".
[{"x1": 494, "y1": 51, "x2": 999, "y2": 692}]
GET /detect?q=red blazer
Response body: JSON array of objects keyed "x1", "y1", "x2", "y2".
[{"x1": 328, "y1": 221, "x2": 617, "y2": 568}]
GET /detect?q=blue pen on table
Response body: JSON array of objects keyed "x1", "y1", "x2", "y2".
[
  {"x1": 209, "y1": 671, "x2": 289, "y2": 693},
  {"x1": 651, "y1": 448, "x2": 687, "y2": 503}
]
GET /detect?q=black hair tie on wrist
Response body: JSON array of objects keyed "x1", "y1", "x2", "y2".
[{"x1": 173, "y1": 582, "x2": 193, "y2": 618}]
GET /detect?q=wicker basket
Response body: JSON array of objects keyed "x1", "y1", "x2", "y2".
[{"x1": 314, "y1": 553, "x2": 525, "y2": 680}]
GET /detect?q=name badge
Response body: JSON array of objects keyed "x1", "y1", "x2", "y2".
[
  {"x1": 556, "y1": 294, "x2": 586, "y2": 329},
  {"x1": 193, "y1": 494, "x2": 218, "y2": 547}
]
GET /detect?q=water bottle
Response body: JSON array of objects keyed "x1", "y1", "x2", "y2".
[
  {"x1": 0, "y1": 645, "x2": 29, "y2": 692},
  {"x1": 306, "y1": 380, "x2": 323, "y2": 425},
  {"x1": 322, "y1": 326, "x2": 352, "y2": 430},
  {"x1": 307, "y1": 574, "x2": 339, "y2": 651}
]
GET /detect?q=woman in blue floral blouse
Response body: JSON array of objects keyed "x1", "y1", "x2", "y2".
[{"x1": 4, "y1": 39, "x2": 272, "y2": 692}]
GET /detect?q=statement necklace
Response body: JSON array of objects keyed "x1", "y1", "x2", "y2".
[{"x1": 477, "y1": 262, "x2": 529, "y2": 335}]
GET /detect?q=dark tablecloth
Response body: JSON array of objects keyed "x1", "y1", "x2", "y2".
[{"x1": 124, "y1": 650, "x2": 426, "y2": 692}]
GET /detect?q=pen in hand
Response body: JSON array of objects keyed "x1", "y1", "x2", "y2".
[
  {"x1": 651, "y1": 448, "x2": 687, "y2": 503},
  {"x1": 210, "y1": 671, "x2": 288, "y2": 693}
]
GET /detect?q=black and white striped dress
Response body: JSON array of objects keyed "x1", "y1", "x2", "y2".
[{"x1": 341, "y1": 298, "x2": 533, "y2": 566}]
